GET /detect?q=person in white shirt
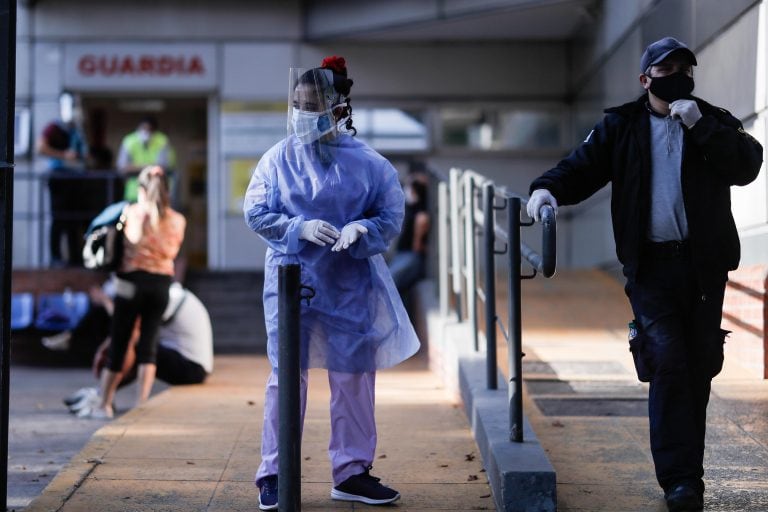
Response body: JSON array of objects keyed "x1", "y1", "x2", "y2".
[{"x1": 65, "y1": 282, "x2": 213, "y2": 417}]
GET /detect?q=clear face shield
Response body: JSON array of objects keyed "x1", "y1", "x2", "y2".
[{"x1": 287, "y1": 67, "x2": 347, "y2": 162}]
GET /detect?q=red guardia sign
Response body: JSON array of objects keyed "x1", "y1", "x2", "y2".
[
  {"x1": 78, "y1": 54, "x2": 206, "y2": 77},
  {"x1": 65, "y1": 44, "x2": 216, "y2": 90}
]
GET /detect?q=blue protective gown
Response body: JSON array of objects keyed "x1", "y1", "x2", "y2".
[{"x1": 244, "y1": 134, "x2": 420, "y2": 372}]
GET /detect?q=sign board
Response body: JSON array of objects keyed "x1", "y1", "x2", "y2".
[
  {"x1": 228, "y1": 158, "x2": 258, "y2": 215},
  {"x1": 63, "y1": 44, "x2": 217, "y2": 91}
]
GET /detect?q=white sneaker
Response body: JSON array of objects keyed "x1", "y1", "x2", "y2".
[
  {"x1": 64, "y1": 386, "x2": 98, "y2": 405},
  {"x1": 42, "y1": 330, "x2": 72, "y2": 351},
  {"x1": 76, "y1": 402, "x2": 113, "y2": 420},
  {"x1": 64, "y1": 387, "x2": 99, "y2": 411}
]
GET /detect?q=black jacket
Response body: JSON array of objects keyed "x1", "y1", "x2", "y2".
[{"x1": 529, "y1": 95, "x2": 763, "y2": 292}]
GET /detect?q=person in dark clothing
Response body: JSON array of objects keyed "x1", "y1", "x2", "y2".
[
  {"x1": 527, "y1": 37, "x2": 763, "y2": 512},
  {"x1": 37, "y1": 92, "x2": 89, "y2": 266},
  {"x1": 389, "y1": 167, "x2": 430, "y2": 294}
]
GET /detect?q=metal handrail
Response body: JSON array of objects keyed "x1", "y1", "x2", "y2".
[
  {"x1": 439, "y1": 168, "x2": 557, "y2": 442},
  {"x1": 11, "y1": 170, "x2": 126, "y2": 266}
]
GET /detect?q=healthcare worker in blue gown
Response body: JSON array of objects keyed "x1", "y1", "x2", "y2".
[{"x1": 243, "y1": 56, "x2": 420, "y2": 510}]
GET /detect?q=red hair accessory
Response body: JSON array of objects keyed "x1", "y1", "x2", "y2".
[{"x1": 321, "y1": 56, "x2": 347, "y2": 75}]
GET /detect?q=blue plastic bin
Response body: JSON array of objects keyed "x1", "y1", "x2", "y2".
[
  {"x1": 34, "y1": 291, "x2": 89, "y2": 332},
  {"x1": 11, "y1": 293, "x2": 34, "y2": 330}
]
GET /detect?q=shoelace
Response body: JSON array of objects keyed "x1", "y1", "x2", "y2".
[{"x1": 361, "y1": 465, "x2": 381, "y2": 483}]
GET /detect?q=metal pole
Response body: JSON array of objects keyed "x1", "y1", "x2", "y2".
[
  {"x1": 0, "y1": 0, "x2": 16, "y2": 510},
  {"x1": 464, "y1": 175, "x2": 478, "y2": 351},
  {"x1": 507, "y1": 198, "x2": 524, "y2": 442},
  {"x1": 449, "y1": 169, "x2": 463, "y2": 321},
  {"x1": 482, "y1": 183, "x2": 497, "y2": 390},
  {"x1": 278, "y1": 264, "x2": 301, "y2": 511},
  {"x1": 0, "y1": 0, "x2": 16, "y2": 507},
  {"x1": 437, "y1": 182, "x2": 450, "y2": 318}
]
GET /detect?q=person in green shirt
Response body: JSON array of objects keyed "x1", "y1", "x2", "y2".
[{"x1": 117, "y1": 116, "x2": 176, "y2": 202}]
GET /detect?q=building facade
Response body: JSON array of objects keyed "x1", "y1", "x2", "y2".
[{"x1": 13, "y1": 0, "x2": 768, "y2": 373}]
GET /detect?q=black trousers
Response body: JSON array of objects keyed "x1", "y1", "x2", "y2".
[
  {"x1": 70, "y1": 304, "x2": 112, "y2": 365},
  {"x1": 156, "y1": 347, "x2": 207, "y2": 385},
  {"x1": 109, "y1": 271, "x2": 171, "y2": 372},
  {"x1": 117, "y1": 346, "x2": 207, "y2": 387},
  {"x1": 626, "y1": 247, "x2": 727, "y2": 494},
  {"x1": 48, "y1": 173, "x2": 86, "y2": 265}
]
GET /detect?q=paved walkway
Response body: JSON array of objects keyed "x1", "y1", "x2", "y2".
[
  {"x1": 520, "y1": 270, "x2": 768, "y2": 511},
  {"x1": 25, "y1": 354, "x2": 495, "y2": 511},
  {"x1": 21, "y1": 270, "x2": 768, "y2": 511}
]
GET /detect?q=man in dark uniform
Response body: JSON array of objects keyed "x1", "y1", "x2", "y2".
[{"x1": 526, "y1": 37, "x2": 763, "y2": 511}]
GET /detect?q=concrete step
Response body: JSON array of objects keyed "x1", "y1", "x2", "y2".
[{"x1": 185, "y1": 270, "x2": 267, "y2": 354}]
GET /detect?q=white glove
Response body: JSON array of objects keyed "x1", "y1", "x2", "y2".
[
  {"x1": 331, "y1": 223, "x2": 368, "y2": 252},
  {"x1": 299, "y1": 219, "x2": 340, "y2": 247},
  {"x1": 526, "y1": 189, "x2": 558, "y2": 222},
  {"x1": 670, "y1": 99, "x2": 702, "y2": 128}
]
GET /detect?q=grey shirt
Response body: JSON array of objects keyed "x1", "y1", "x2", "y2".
[
  {"x1": 159, "y1": 284, "x2": 214, "y2": 373},
  {"x1": 647, "y1": 113, "x2": 689, "y2": 242}
]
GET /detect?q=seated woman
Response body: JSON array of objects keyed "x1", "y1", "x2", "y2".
[{"x1": 388, "y1": 168, "x2": 430, "y2": 295}]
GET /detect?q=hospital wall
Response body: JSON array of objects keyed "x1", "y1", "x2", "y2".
[
  {"x1": 13, "y1": 0, "x2": 569, "y2": 270},
  {"x1": 562, "y1": 0, "x2": 767, "y2": 271},
  {"x1": 13, "y1": 0, "x2": 767, "y2": 275}
]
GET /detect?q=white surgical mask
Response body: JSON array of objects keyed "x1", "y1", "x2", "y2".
[
  {"x1": 291, "y1": 109, "x2": 335, "y2": 144},
  {"x1": 138, "y1": 129, "x2": 151, "y2": 143}
]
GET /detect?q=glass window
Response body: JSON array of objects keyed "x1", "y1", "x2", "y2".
[
  {"x1": 353, "y1": 108, "x2": 428, "y2": 152},
  {"x1": 439, "y1": 107, "x2": 564, "y2": 150}
]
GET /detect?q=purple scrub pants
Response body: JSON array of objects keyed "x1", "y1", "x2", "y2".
[{"x1": 255, "y1": 369, "x2": 377, "y2": 487}]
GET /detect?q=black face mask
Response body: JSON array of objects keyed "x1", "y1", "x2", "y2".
[{"x1": 648, "y1": 71, "x2": 694, "y2": 103}]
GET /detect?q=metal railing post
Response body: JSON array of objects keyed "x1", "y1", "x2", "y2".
[
  {"x1": 278, "y1": 264, "x2": 302, "y2": 511},
  {"x1": 541, "y1": 206, "x2": 557, "y2": 278},
  {"x1": 507, "y1": 198, "x2": 524, "y2": 442},
  {"x1": 482, "y1": 183, "x2": 498, "y2": 390},
  {"x1": 449, "y1": 168, "x2": 463, "y2": 321},
  {"x1": 464, "y1": 174, "x2": 478, "y2": 351},
  {"x1": 444, "y1": 171, "x2": 556, "y2": 444},
  {"x1": 438, "y1": 181, "x2": 450, "y2": 317}
]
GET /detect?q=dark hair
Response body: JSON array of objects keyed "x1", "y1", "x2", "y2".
[
  {"x1": 336, "y1": 97, "x2": 356, "y2": 136},
  {"x1": 139, "y1": 116, "x2": 158, "y2": 130},
  {"x1": 409, "y1": 180, "x2": 428, "y2": 212},
  {"x1": 43, "y1": 122, "x2": 71, "y2": 151}
]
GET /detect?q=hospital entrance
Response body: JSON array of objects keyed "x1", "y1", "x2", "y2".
[{"x1": 80, "y1": 96, "x2": 209, "y2": 269}]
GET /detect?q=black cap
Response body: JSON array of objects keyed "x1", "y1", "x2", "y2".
[{"x1": 640, "y1": 37, "x2": 697, "y2": 73}]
